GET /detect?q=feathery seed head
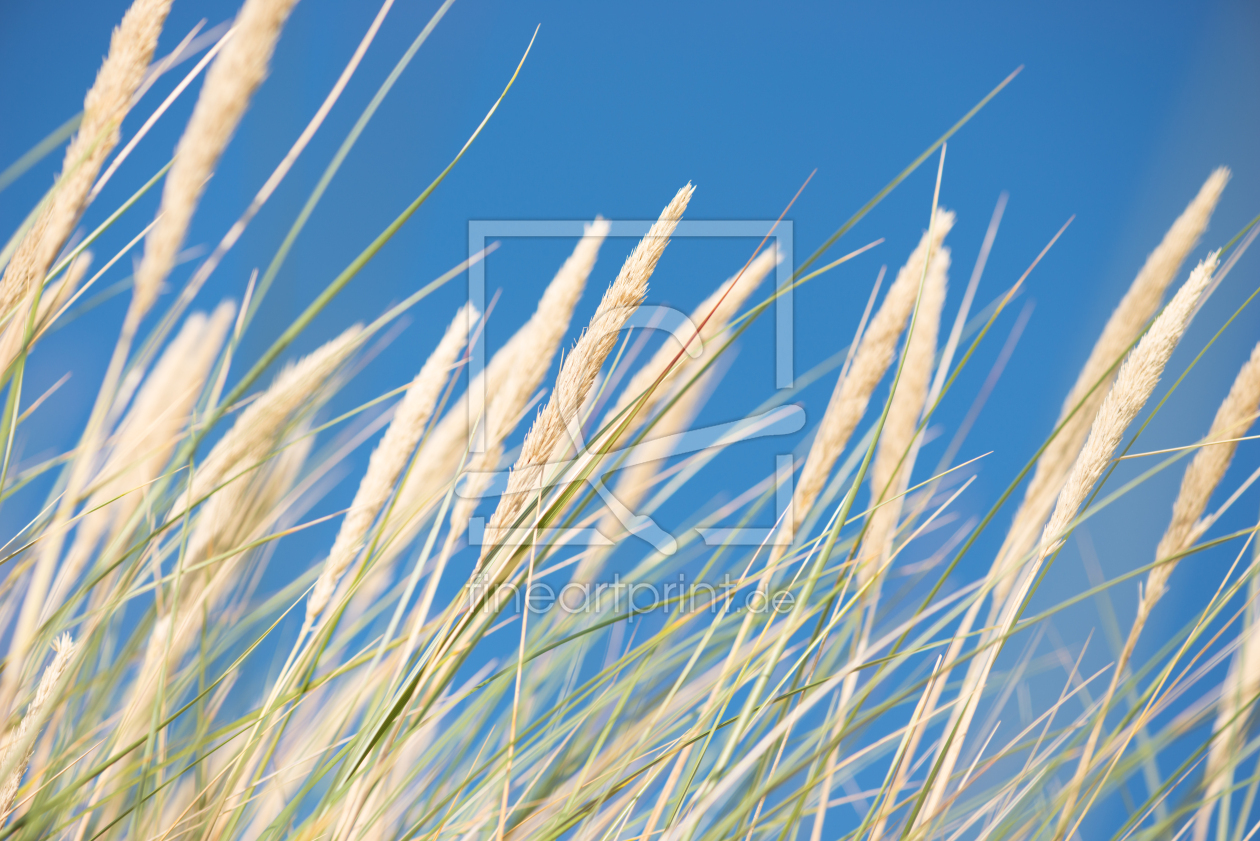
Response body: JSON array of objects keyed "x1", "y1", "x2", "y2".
[
  {"x1": 308, "y1": 304, "x2": 476, "y2": 624},
  {"x1": 1038, "y1": 250, "x2": 1219, "y2": 566},
  {"x1": 581, "y1": 249, "x2": 776, "y2": 576},
  {"x1": 482, "y1": 218, "x2": 611, "y2": 449},
  {"x1": 863, "y1": 244, "x2": 950, "y2": 583},
  {"x1": 380, "y1": 221, "x2": 610, "y2": 564},
  {"x1": 0, "y1": 0, "x2": 171, "y2": 320},
  {"x1": 43, "y1": 302, "x2": 233, "y2": 613},
  {"x1": 484, "y1": 184, "x2": 693, "y2": 556},
  {"x1": 1146, "y1": 338, "x2": 1260, "y2": 605},
  {"x1": 923, "y1": 250, "x2": 1222, "y2": 835},
  {"x1": 791, "y1": 209, "x2": 953, "y2": 536},
  {"x1": 602, "y1": 244, "x2": 778, "y2": 444},
  {"x1": 184, "y1": 324, "x2": 360, "y2": 514},
  {"x1": 993, "y1": 170, "x2": 1228, "y2": 604},
  {"x1": 133, "y1": 0, "x2": 300, "y2": 316},
  {"x1": 0, "y1": 250, "x2": 93, "y2": 375},
  {"x1": 0, "y1": 635, "x2": 75, "y2": 817}
]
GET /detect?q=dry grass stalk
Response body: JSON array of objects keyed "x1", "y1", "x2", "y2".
[
  {"x1": 1148, "y1": 340, "x2": 1260, "y2": 601},
  {"x1": 177, "y1": 433, "x2": 310, "y2": 649},
  {"x1": 570, "y1": 251, "x2": 775, "y2": 579},
  {"x1": 1058, "y1": 336, "x2": 1260, "y2": 839},
  {"x1": 600, "y1": 246, "x2": 778, "y2": 448},
  {"x1": 791, "y1": 209, "x2": 955, "y2": 542},
  {"x1": 814, "y1": 242, "x2": 953, "y2": 841},
  {"x1": 124, "y1": 434, "x2": 308, "y2": 735},
  {"x1": 482, "y1": 185, "x2": 693, "y2": 554},
  {"x1": 922, "y1": 251, "x2": 1220, "y2": 835},
  {"x1": 444, "y1": 222, "x2": 616, "y2": 544},
  {"x1": 486, "y1": 220, "x2": 613, "y2": 456},
  {"x1": 180, "y1": 324, "x2": 360, "y2": 516},
  {"x1": 0, "y1": 635, "x2": 74, "y2": 818},
  {"x1": 862, "y1": 245, "x2": 949, "y2": 587},
  {"x1": 394, "y1": 221, "x2": 622, "y2": 660},
  {"x1": 347, "y1": 223, "x2": 611, "y2": 616},
  {"x1": 0, "y1": 0, "x2": 172, "y2": 321},
  {"x1": 111, "y1": 614, "x2": 171, "y2": 772},
  {"x1": 1196, "y1": 582, "x2": 1260, "y2": 841},
  {"x1": 0, "y1": 251, "x2": 93, "y2": 375},
  {"x1": 862, "y1": 246, "x2": 949, "y2": 841},
  {"x1": 742, "y1": 217, "x2": 952, "y2": 841},
  {"x1": 88, "y1": 398, "x2": 316, "y2": 781},
  {"x1": 104, "y1": 434, "x2": 309, "y2": 830},
  {"x1": 1042, "y1": 252, "x2": 1216, "y2": 578},
  {"x1": 566, "y1": 365, "x2": 719, "y2": 587},
  {"x1": 52, "y1": 303, "x2": 235, "y2": 609},
  {"x1": 381, "y1": 221, "x2": 610, "y2": 561},
  {"x1": 1, "y1": 249, "x2": 184, "y2": 715},
  {"x1": 307, "y1": 304, "x2": 476, "y2": 624},
  {"x1": 397, "y1": 188, "x2": 693, "y2": 771},
  {"x1": 905, "y1": 174, "x2": 1228, "y2": 839},
  {"x1": 991, "y1": 169, "x2": 1229, "y2": 606},
  {"x1": 132, "y1": 0, "x2": 301, "y2": 316}
]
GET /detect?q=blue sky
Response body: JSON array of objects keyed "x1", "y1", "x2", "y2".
[{"x1": 2, "y1": 0, "x2": 1259, "y2": 831}]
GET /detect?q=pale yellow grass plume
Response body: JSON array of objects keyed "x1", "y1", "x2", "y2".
[
  {"x1": 911, "y1": 175, "x2": 1226, "y2": 835},
  {"x1": 306, "y1": 303, "x2": 476, "y2": 624},
  {"x1": 1059, "y1": 336, "x2": 1260, "y2": 839},
  {"x1": 177, "y1": 432, "x2": 310, "y2": 627},
  {"x1": 112, "y1": 435, "x2": 308, "y2": 812},
  {"x1": 1196, "y1": 586, "x2": 1260, "y2": 841},
  {"x1": 992, "y1": 168, "x2": 1229, "y2": 606},
  {"x1": 838, "y1": 247, "x2": 949, "y2": 841},
  {"x1": 601, "y1": 245, "x2": 779, "y2": 447},
  {"x1": 485, "y1": 220, "x2": 613, "y2": 454},
  {"x1": 0, "y1": 635, "x2": 74, "y2": 818},
  {"x1": 1148, "y1": 340, "x2": 1260, "y2": 601},
  {"x1": 765, "y1": 223, "x2": 951, "y2": 820},
  {"x1": 406, "y1": 278, "x2": 605, "y2": 644},
  {"x1": 132, "y1": 436, "x2": 307, "y2": 708},
  {"x1": 0, "y1": 0, "x2": 171, "y2": 320},
  {"x1": 567, "y1": 252, "x2": 775, "y2": 580},
  {"x1": 0, "y1": 250, "x2": 93, "y2": 375},
  {"x1": 51, "y1": 303, "x2": 235, "y2": 609},
  {"x1": 450, "y1": 219, "x2": 614, "y2": 518},
  {"x1": 373, "y1": 220, "x2": 608, "y2": 577},
  {"x1": 0, "y1": 253, "x2": 114, "y2": 713},
  {"x1": 483, "y1": 183, "x2": 693, "y2": 554},
  {"x1": 111, "y1": 614, "x2": 171, "y2": 778},
  {"x1": 132, "y1": 0, "x2": 301, "y2": 316},
  {"x1": 863, "y1": 244, "x2": 949, "y2": 585},
  {"x1": 181, "y1": 324, "x2": 361, "y2": 516},
  {"x1": 1041, "y1": 252, "x2": 1217, "y2": 577},
  {"x1": 923, "y1": 251, "x2": 1220, "y2": 835},
  {"x1": 792, "y1": 209, "x2": 955, "y2": 539},
  {"x1": 590, "y1": 250, "x2": 778, "y2": 546}
]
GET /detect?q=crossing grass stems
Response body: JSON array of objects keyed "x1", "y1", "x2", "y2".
[{"x1": 0, "y1": 4, "x2": 1257, "y2": 841}]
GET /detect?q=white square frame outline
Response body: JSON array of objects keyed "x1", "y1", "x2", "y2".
[
  {"x1": 463, "y1": 219, "x2": 796, "y2": 550},
  {"x1": 466, "y1": 219, "x2": 795, "y2": 453}
]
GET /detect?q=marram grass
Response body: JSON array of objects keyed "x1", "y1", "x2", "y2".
[{"x1": 0, "y1": 4, "x2": 1257, "y2": 841}]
